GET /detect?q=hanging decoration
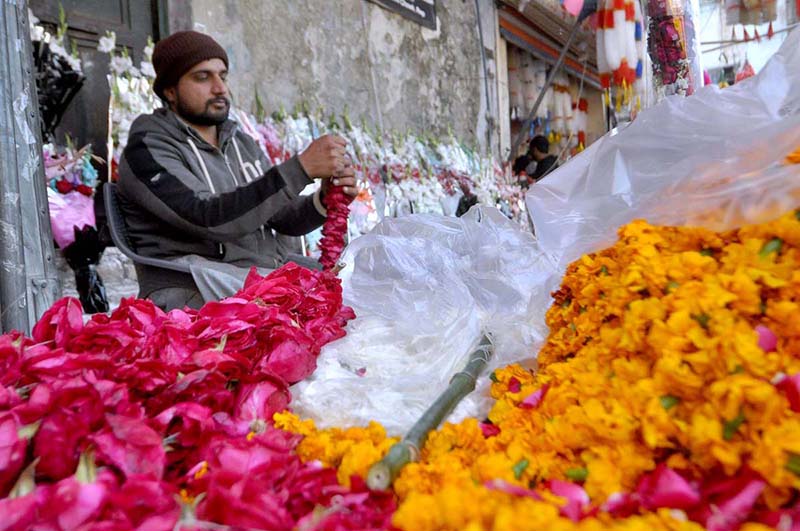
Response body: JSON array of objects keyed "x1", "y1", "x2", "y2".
[
  {"x1": 596, "y1": 0, "x2": 645, "y2": 118},
  {"x1": 646, "y1": 0, "x2": 703, "y2": 98}
]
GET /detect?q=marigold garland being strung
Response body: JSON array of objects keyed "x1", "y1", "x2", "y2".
[{"x1": 278, "y1": 207, "x2": 800, "y2": 531}]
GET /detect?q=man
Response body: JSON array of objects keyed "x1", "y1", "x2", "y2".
[
  {"x1": 512, "y1": 135, "x2": 558, "y2": 187},
  {"x1": 117, "y1": 31, "x2": 357, "y2": 310}
]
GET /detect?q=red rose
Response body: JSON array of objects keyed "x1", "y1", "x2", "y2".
[
  {"x1": 91, "y1": 414, "x2": 166, "y2": 480},
  {"x1": 0, "y1": 414, "x2": 28, "y2": 497},
  {"x1": 55, "y1": 179, "x2": 74, "y2": 194}
]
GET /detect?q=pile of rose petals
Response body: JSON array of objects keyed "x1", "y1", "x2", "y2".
[
  {"x1": 319, "y1": 186, "x2": 353, "y2": 271},
  {"x1": 0, "y1": 264, "x2": 395, "y2": 531}
]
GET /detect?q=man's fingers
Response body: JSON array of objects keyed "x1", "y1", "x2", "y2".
[{"x1": 330, "y1": 135, "x2": 347, "y2": 147}]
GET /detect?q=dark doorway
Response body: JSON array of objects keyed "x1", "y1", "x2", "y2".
[{"x1": 29, "y1": 0, "x2": 165, "y2": 161}]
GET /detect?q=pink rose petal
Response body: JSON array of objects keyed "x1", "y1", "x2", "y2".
[
  {"x1": 776, "y1": 373, "x2": 800, "y2": 412},
  {"x1": 637, "y1": 464, "x2": 700, "y2": 510},
  {"x1": 549, "y1": 479, "x2": 590, "y2": 521},
  {"x1": 706, "y1": 479, "x2": 765, "y2": 531},
  {"x1": 520, "y1": 384, "x2": 550, "y2": 410},
  {"x1": 755, "y1": 325, "x2": 777, "y2": 352}
]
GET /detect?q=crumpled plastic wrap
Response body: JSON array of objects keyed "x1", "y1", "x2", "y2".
[
  {"x1": 290, "y1": 208, "x2": 558, "y2": 434},
  {"x1": 291, "y1": 29, "x2": 800, "y2": 435},
  {"x1": 528, "y1": 27, "x2": 800, "y2": 267}
]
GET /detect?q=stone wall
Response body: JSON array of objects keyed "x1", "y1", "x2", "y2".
[{"x1": 168, "y1": 0, "x2": 502, "y2": 156}]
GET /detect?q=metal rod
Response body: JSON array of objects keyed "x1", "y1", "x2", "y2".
[
  {"x1": 0, "y1": 0, "x2": 60, "y2": 334},
  {"x1": 506, "y1": 17, "x2": 583, "y2": 164}
]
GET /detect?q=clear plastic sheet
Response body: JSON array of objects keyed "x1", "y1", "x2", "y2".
[
  {"x1": 291, "y1": 30, "x2": 800, "y2": 435},
  {"x1": 290, "y1": 207, "x2": 558, "y2": 434},
  {"x1": 528, "y1": 27, "x2": 800, "y2": 268}
]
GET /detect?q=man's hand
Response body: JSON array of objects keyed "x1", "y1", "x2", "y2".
[
  {"x1": 320, "y1": 162, "x2": 358, "y2": 199},
  {"x1": 297, "y1": 134, "x2": 349, "y2": 179}
]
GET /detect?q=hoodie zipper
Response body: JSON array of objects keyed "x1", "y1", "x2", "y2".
[{"x1": 222, "y1": 141, "x2": 268, "y2": 241}]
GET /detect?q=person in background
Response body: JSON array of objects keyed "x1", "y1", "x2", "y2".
[
  {"x1": 512, "y1": 135, "x2": 558, "y2": 187},
  {"x1": 117, "y1": 31, "x2": 358, "y2": 311}
]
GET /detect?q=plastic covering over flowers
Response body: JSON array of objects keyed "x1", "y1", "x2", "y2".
[
  {"x1": 0, "y1": 265, "x2": 400, "y2": 530},
  {"x1": 280, "y1": 206, "x2": 800, "y2": 531}
]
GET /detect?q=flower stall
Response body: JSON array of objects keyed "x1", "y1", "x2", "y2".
[{"x1": 3, "y1": 2, "x2": 800, "y2": 529}]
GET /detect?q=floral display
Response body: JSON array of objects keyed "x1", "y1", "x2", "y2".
[
  {"x1": 646, "y1": 0, "x2": 703, "y2": 97},
  {"x1": 319, "y1": 185, "x2": 354, "y2": 270},
  {"x1": 43, "y1": 143, "x2": 100, "y2": 250},
  {"x1": 99, "y1": 32, "x2": 160, "y2": 181},
  {"x1": 0, "y1": 264, "x2": 404, "y2": 530},
  {"x1": 278, "y1": 205, "x2": 800, "y2": 531},
  {"x1": 232, "y1": 107, "x2": 528, "y2": 247}
]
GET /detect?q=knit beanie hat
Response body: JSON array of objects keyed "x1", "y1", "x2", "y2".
[{"x1": 152, "y1": 31, "x2": 229, "y2": 100}]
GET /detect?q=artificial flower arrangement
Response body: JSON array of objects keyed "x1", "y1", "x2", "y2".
[
  {"x1": 278, "y1": 202, "x2": 800, "y2": 531},
  {"x1": 98, "y1": 32, "x2": 160, "y2": 181}
]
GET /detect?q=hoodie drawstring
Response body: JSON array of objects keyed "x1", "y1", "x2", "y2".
[
  {"x1": 232, "y1": 138, "x2": 260, "y2": 183},
  {"x1": 186, "y1": 137, "x2": 216, "y2": 194}
]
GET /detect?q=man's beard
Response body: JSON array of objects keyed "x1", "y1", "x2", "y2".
[{"x1": 175, "y1": 95, "x2": 230, "y2": 126}]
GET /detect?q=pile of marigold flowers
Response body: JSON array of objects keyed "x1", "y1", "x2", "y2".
[{"x1": 277, "y1": 207, "x2": 800, "y2": 531}]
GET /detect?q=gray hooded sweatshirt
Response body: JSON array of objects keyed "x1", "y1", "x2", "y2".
[{"x1": 117, "y1": 108, "x2": 326, "y2": 297}]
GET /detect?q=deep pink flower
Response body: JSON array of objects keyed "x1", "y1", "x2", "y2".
[
  {"x1": 520, "y1": 384, "x2": 550, "y2": 410},
  {"x1": 0, "y1": 492, "x2": 38, "y2": 531},
  {"x1": 319, "y1": 186, "x2": 352, "y2": 270},
  {"x1": 33, "y1": 381, "x2": 105, "y2": 481},
  {"x1": 602, "y1": 491, "x2": 640, "y2": 517},
  {"x1": 705, "y1": 479, "x2": 765, "y2": 531},
  {"x1": 479, "y1": 421, "x2": 501, "y2": 438},
  {"x1": 31, "y1": 298, "x2": 84, "y2": 347},
  {"x1": 548, "y1": 479, "x2": 591, "y2": 521},
  {"x1": 91, "y1": 414, "x2": 166, "y2": 480},
  {"x1": 234, "y1": 380, "x2": 291, "y2": 423},
  {"x1": 508, "y1": 377, "x2": 521, "y2": 393},
  {"x1": 102, "y1": 476, "x2": 180, "y2": 531},
  {"x1": 35, "y1": 470, "x2": 117, "y2": 531},
  {"x1": 0, "y1": 413, "x2": 28, "y2": 497},
  {"x1": 637, "y1": 464, "x2": 700, "y2": 510},
  {"x1": 754, "y1": 325, "x2": 777, "y2": 352},
  {"x1": 776, "y1": 373, "x2": 800, "y2": 412}
]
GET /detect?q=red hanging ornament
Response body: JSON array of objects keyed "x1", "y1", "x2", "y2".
[
  {"x1": 743, "y1": 27, "x2": 751, "y2": 41},
  {"x1": 767, "y1": 21, "x2": 774, "y2": 39},
  {"x1": 754, "y1": 28, "x2": 761, "y2": 42},
  {"x1": 318, "y1": 184, "x2": 353, "y2": 270}
]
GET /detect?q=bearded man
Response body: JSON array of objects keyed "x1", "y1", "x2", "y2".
[{"x1": 118, "y1": 31, "x2": 356, "y2": 310}]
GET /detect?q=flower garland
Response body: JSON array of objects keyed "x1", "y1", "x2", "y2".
[
  {"x1": 319, "y1": 185, "x2": 353, "y2": 270},
  {"x1": 0, "y1": 264, "x2": 401, "y2": 530},
  {"x1": 277, "y1": 206, "x2": 800, "y2": 531}
]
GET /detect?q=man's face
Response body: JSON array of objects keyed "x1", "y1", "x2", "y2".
[{"x1": 164, "y1": 58, "x2": 230, "y2": 126}]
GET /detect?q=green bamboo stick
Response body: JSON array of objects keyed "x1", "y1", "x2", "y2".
[{"x1": 366, "y1": 334, "x2": 494, "y2": 490}]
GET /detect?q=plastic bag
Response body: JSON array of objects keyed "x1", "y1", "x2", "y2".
[
  {"x1": 62, "y1": 226, "x2": 109, "y2": 314},
  {"x1": 528, "y1": 27, "x2": 800, "y2": 268},
  {"x1": 47, "y1": 188, "x2": 96, "y2": 249},
  {"x1": 290, "y1": 207, "x2": 557, "y2": 434}
]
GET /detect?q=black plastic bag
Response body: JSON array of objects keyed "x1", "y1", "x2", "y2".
[{"x1": 62, "y1": 226, "x2": 109, "y2": 314}]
